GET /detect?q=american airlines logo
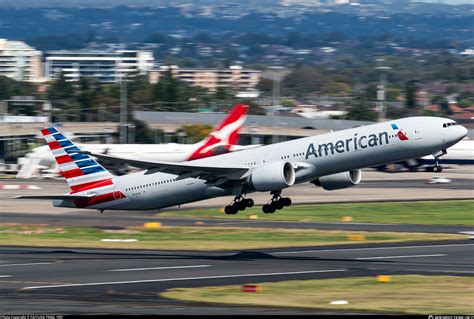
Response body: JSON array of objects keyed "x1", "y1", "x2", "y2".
[
  {"x1": 391, "y1": 123, "x2": 409, "y2": 141},
  {"x1": 305, "y1": 131, "x2": 390, "y2": 159}
]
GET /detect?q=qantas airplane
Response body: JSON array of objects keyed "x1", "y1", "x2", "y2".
[
  {"x1": 16, "y1": 117, "x2": 467, "y2": 214},
  {"x1": 375, "y1": 138, "x2": 473, "y2": 172},
  {"x1": 16, "y1": 104, "x2": 251, "y2": 178}
]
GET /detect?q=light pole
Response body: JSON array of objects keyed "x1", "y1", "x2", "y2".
[
  {"x1": 267, "y1": 66, "x2": 286, "y2": 144},
  {"x1": 119, "y1": 73, "x2": 128, "y2": 144},
  {"x1": 375, "y1": 65, "x2": 392, "y2": 122}
]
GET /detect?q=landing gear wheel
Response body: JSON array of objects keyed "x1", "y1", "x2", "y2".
[
  {"x1": 245, "y1": 198, "x2": 254, "y2": 208},
  {"x1": 262, "y1": 203, "x2": 276, "y2": 214},
  {"x1": 433, "y1": 165, "x2": 443, "y2": 173},
  {"x1": 237, "y1": 200, "x2": 247, "y2": 211},
  {"x1": 274, "y1": 200, "x2": 284, "y2": 210},
  {"x1": 225, "y1": 205, "x2": 237, "y2": 215},
  {"x1": 281, "y1": 197, "x2": 292, "y2": 207}
]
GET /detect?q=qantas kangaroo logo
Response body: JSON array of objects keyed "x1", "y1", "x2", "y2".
[
  {"x1": 391, "y1": 123, "x2": 409, "y2": 141},
  {"x1": 187, "y1": 104, "x2": 248, "y2": 161}
]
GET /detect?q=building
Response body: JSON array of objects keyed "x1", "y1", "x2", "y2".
[
  {"x1": 44, "y1": 50, "x2": 154, "y2": 83},
  {"x1": 0, "y1": 39, "x2": 43, "y2": 82},
  {"x1": 149, "y1": 65, "x2": 261, "y2": 93}
]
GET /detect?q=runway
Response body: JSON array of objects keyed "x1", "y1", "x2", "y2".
[{"x1": 0, "y1": 240, "x2": 473, "y2": 314}]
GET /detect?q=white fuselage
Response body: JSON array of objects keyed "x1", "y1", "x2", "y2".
[
  {"x1": 420, "y1": 139, "x2": 474, "y2": 165},
  {"x1": 54, "y1": 117, "x2": 467, "y2": 211},
  {"x1": 26, "y1": 143, "x2": 254, "y2": 168}
]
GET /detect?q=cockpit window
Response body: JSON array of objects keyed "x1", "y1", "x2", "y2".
[{"x1": 443, "y1": 122, "x2": 458, "y2": 128}]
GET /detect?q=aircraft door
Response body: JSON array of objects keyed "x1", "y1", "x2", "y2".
[{"x1": 414, "y1": 127, "x2": 423, "y2": 140}]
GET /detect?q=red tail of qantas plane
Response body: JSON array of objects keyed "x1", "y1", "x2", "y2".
[{"x1": 187, "y1": 104, "x2": 248, "y2": 160}]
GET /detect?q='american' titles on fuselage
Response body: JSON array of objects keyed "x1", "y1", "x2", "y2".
[{"x1": 306, "y1": 131, "x2": 390, "y2": 159}]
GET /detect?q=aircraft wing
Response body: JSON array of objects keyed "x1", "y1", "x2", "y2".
[
  {"x1": 78, "y1": 151, "x2": 250, "y2": 179},
  {"x1": 13, "y1": 194, "x2": 95, "y2": 200}
]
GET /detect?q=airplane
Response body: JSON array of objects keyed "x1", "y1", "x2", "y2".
[
  {"x1": 375, "y1": 139, "x2": 473, "y2": 172},
  {"x1": 16, "y1": 104, "x2": 252, "y2": 178},
  {"x1": 15, "y1": 117, "x2": 467, "y2": 215}
]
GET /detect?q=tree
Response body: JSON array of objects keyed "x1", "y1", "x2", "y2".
[
  {"x1": 0, "y1": 76, "x2": 12, "y2": 100},
  {"x1": 405, "y1": 80, "x2": 418, "y2": 109},
  {"x1": 345, "y1": 95, "x2": 378, "y2": 121},
  {"x1": 132, "y1": 118, "x2": 155, "y2": 144},
  {"x1": 152, "y1": 70, "x2": 179, "y2": 110},
  {"x1": 47, "y1": 72, "x2": 74, "y2": 100}
]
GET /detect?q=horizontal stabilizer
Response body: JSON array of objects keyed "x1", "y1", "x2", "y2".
[{"x1": 13, "y1": 194, "x2": 95, "y2": 200}]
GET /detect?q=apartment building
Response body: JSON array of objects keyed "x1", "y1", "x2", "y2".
[
  {"x1": 149, "y1": 65, "x2": 261, "y2": 92},
  {"x1": 0, "y1": 39, "x2": 43, "y2": 82},
  {"x1": 44, "y1": 50, "x2": 154, "y2": 83}
]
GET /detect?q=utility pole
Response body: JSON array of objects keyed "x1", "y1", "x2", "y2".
[
  {"x1": 268, "y1": 66, "x2": 286, "y2": 144},
  {"x1": 375, "y1": 62, "x2": 392, "y2": 122},
  {"x1": 119, "y1": 73, "x2": 128, "y2": 144}
]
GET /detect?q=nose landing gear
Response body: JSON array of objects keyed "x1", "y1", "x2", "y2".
[
  {"x1": 224, "y1": 195, "x2": 254, "y2": 215},
  {"x1": 429, "y1": 149, "x2": 447, "y2": 173},
  {"x1": 262, "y1": 190, "x2": 292, "y2": 214}
]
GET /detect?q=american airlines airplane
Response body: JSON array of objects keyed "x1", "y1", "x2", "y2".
[
  {"x1": 16, "y1": 117, "x2": 467, "y2": 215},
  {"x1": 16, "y1": 104, "x2": 250, "y2": 178}
]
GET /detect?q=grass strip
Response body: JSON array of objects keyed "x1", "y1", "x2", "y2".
[
  {"x1": 161, "y1": 275, "x2": 474, "y2": 314},
  {"x1": 158, "y1": 200, "x2": 474, "y2": 225},
  {"x1": 0, "y1": 225, "x2": 467, "y2": 250}
]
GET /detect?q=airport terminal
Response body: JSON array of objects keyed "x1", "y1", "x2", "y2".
[{"x1": 0, "y1": 0, "x2": 473, "y2": 316}]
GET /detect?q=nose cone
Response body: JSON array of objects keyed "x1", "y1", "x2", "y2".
[{"x1": 459, "y1": 125, "x2": 468, "y2": 140}]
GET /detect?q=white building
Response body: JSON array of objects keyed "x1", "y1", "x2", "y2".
[
  {"x1": 0, "y1": 39, "x2": 43, "y2": 82},
  {"x1": 44, "y1": 50, "x2": 154, "y2": 83},
  {"x1": 149, "y1": 65, "x2": 261, "y2": 93}
]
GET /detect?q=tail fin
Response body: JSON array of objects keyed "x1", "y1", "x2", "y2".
[
  {"x1": 41, "y1": 127, "x2": 114, "y2": 193},
  {"x1": 187, "y1": 104, "x2": 249, "y2": 160}
]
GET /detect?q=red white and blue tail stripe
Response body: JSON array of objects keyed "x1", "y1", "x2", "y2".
[
  {"x1": 41, "y1": 127, "x2": 113, "y2": 191},
  {"x1": 41, "y1": 127, "x2": 126, "y2": 208}
]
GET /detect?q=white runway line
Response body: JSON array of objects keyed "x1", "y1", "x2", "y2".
[
  {"x1": 0, "y1": 275, "x2": 12, "y2": 278},
  {"x1": 407, "y1": 269, "x2": 474, "y2": 274},
  {"x1": 0, "y1": 262, "x2": 53, "y2": 267},
  {"x1": 109, "y1": 265, "x2": 211, "y2": 272},
  {"x1": 273, "y1": 243, "x2": 474, "y2": 255},
  {"x1": 21, "y1": 269, "x2": 347, "y2": 290},
  {"x1": 356, "y1": 254, "x2": 446, "y2": 260}
]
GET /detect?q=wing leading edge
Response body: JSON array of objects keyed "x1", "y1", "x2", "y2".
[
  {"x1": 13, "y1": 194, "x2": 95, "y2": 200},
  {"x1": 77, "y1": 151, "x2": 250, "y2": 179}
]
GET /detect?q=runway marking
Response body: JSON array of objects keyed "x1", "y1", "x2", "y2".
[
  {"x1": 213, "y1": 221, "x2": 255, "y2": 226},
  {"x1": 109, "y1": 265, "x2": 211, "y2": 272},
  {"x1": 0, "y1": 280, "x2": 67, "y2": 285},
  {"x1": 0, "y1": 275, "x2": 12, "y2": 278},
  {"x1": 273, "y1": 243, "x2": 474, "y2": 255},
  {"x1": 356, "y1": 254, "x2": 446, "y2": 260},
  {"x1": 0, "y1": 262, "x2": 53, "y2": 267},
  {"x1": 21, "y1": 269, "x2": 347, "y2": 290},
  {"x1": 407, "y1": 269, "x2": 474, "y2": 274}
]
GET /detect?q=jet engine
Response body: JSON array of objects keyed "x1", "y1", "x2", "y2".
[
  {"x1": 311, "y1": 169, "x2": 362, "y2": 191},
  {"x1": 248, "y1": 161, "x2": 295, "y2": 191}
]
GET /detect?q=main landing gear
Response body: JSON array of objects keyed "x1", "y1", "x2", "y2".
[
  {"x1": 262, "y1": 190, "x2": 292, "y2": 214},
  {"x1": 224, "y1": 196, "x2": 254, "y2": 215}
]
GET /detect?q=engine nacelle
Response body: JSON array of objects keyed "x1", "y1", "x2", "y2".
[
  {"x1": 248, "y1": 161, "x2": 295, "y2": 191},
  {"x1": 312, "y1": 169, "x2": 362, "y2": 191}
]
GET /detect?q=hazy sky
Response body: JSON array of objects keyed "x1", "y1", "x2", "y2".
[{"x1": 417, "y1": 0, "x2": 473, "y2": 3}]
